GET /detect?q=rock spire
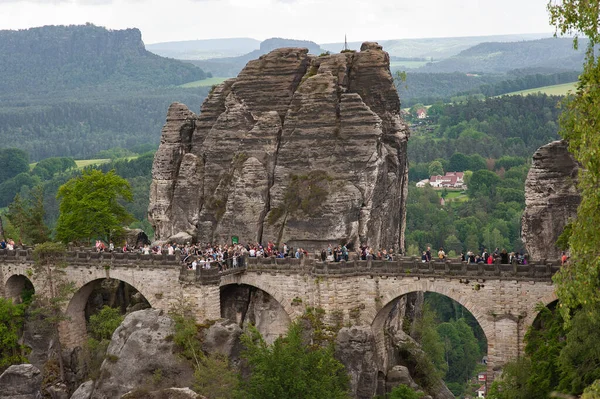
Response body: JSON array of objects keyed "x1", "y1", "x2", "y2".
[
  {"x1": 148, "y1": 42, "x2": 410, "y2": 252},
  {"x1": 522, "y1": 140, "x2": 580, "y2": 261}
]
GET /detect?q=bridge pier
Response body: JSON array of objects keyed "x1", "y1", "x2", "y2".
[{"x1": 485, "y1": 314, "x2": 525, "y2": 387}]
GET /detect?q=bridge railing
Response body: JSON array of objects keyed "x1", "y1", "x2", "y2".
[
  {"x1": 0, "y1": 248, "x2": 560, "y2": 283},
  {"x1": 0, "y1": 247, "x2": 181, "y2": 267},
  {"x1": 310, "y1": 258, "x2": 559, "y2": 280}
]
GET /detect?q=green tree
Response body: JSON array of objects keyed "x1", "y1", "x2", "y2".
[
  {"x1": 428, "y1": 160, "x2": 444, "y2": 177},
  {"x1": 85, "y1": 306, "x2": 125, "y2": 380},
  {"x1": 6, "y1": 186, "x2": 51, "y2": 245},
  {"x1": 237, "y1": 321, "x2": 350, "y2": 399},
  {"x1": 448, "y1": 153, "x2": 471, "y2": 172},
  {"x1": 0, "y1": 148, "x2": 29, "y2": 184},
  {"x1": 548, "y1": 0, "x2": 600, "y2": 326},
  {"x1": 444, "y1": 234, "x2": 463, "y2": 255},
  {"x1": 56, "y1": 169, "x2": 133, "y2": 244},
  {"x1": 388, "y1": 384, "x2": 425, "y2": 399},
  {"x1": 558, "y1": 307, "x2": 600, "y2": 394},
  {"x1": 468, "y1": 170, "x2": 501, "y2": 197},
  {"x1": 0, "y1": 298, "x2": 28, "y2": 372},
  {"x1": 30, "y1": 242, "x2": 75, "y2": 381},
  {"x1": 488, "y1": 358, "x2": 535, "y2": 399},
  {"x1": 412, "y1": 305, "x2": 447, "y2": 378},
  {"x1": 437, "y1": 319, "x2": 480, "y2": 395},
  {"x1": 88, "y1": 306, "x2": 123, "y2": 341},
  {"x1": 169, "y1": 297, "x2": 239, "y2": 399}
]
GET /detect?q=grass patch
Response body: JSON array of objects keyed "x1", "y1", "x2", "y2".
[
  {"x1": 179, "y1": 77, "x2": 229, "y2": 88},
  {"x1": 502, "y1": 82, "x2": 577, "y2": 97},
  {"x1": 438, "y1": 190, "x2": 469, "y2": 202},
  {"x1": 30, "y1": 155, "x2": 139, "y2": 171}
]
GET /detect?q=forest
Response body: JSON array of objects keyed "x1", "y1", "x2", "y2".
[{"x1": 0, "y1": 24, "x2": 211, "y2": 161}]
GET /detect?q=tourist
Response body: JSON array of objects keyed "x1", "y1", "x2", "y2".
[
  {"x1": 438, "y1": 247, "x2": 446, "y2": 260},
  {"x1": 500, "y1": 249, "x2": 509, "y2": 264}
]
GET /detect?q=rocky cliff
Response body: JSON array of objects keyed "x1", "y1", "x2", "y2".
[
  {"x1": 148, "y1": 42, "x2": 409, "y2": 252},
  {"x1": 522, "y1": 140, "x2": 580, "y2": 261}
]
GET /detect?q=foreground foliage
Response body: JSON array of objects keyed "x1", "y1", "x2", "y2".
[
  {"x1": 0, "y1": 298, "x2": 28, "y2": 372},
  {"x1": 85, "y1": 306, "x2": 124, "y2": 380},
  {"x1": 237, "y1": 322, "x2": 350, "y2": 399},
  {"x1": 489, "y1": 305, "x2": 600, "y2": 398},
  {"x1": 30, "y1": 242, "x2": 74, "y2": 382}
]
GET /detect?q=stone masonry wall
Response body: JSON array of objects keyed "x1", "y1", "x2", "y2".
[{"x1": 1, "y1": 250, "x2": 556, "y2": 386}]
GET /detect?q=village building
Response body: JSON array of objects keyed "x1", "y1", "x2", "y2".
[{"x1": 416, "y1": 171, "x2": 465, "y2": 189}]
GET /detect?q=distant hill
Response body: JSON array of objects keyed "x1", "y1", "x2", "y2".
[
  {"x1": 146, "y1": 37, "x2": 260, "y2": 60},
  {"x1": 321, "y1": 33, "x2": 553, "y2": 60},
  {"x1": 186, "y1": 38, "x2": 326, "y2": 77},
  {"x1": 0, "y1": 24, "x2": 211, "y2": 160},
  {"x1": 0, "y1": 24, "x2": 209, "y2": 95},
  {"x1": 418, "y1": 37, "x2": 586, "y2": 73}
]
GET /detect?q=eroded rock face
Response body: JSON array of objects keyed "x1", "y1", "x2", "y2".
[
  {"x1": 522, "y1": 140, "x2": 580, "y2": 261},
  {"x1": 335, "y1": 326, "x2": 378, "y2": 399},
  {"x1": 220, "y1": 285, "x2": 290, "y2": 344},
  {"x1": 88, "y1": 309, "x2": 193, "y2": 399},
  {"x1": 148, "y1": 43, "x2": 409, "y2": 252},
  {"x1": 0, "y1": 364, "x2": 42, "y2": 399}
]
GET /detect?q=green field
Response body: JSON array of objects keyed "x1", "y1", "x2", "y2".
[
  {"x1": 75, "y1": 159, "x2": 111, "y2": 168},
  {"x1": 179, "y1": 77, "x2": 229, "y2": 88},
  {"x1": 503, "y1": 82, "x2": 577, "y2": 97},
  {"x1": 30, "y1": 157, "x2": 136, "y2": 171},
  {"x1": 437, "y1": 190, "x2": 469, "y2": 202}
]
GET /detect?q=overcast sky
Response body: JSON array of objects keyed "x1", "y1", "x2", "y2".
[{"x1": 0, "y1": 0, "x2": 556, "y2": 44}]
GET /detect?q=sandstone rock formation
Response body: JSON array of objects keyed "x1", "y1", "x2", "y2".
[
  {"x1": 522, "y1": 140, "x2": 580, "y2": 261},
  {"x1": 0, "y1": 364, "x2": 42, "y2": 399},
  {"x1": 335, "y1": 326, "x2": 378, "y2": 399},
  {"x1": 149, "y1": 42, "x2": 409, "y2": 252},
  {"x1": 201, "y1": 319, "x2": 243, "y2": 363},
  {"x1": 84, "y1": 309, "x2": 193, "y2": 399},
  {"x1": 220, "y1": 285, "x2": 290, "y2": 344}
]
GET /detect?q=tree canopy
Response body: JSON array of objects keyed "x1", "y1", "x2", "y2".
[
  {"x1": 55, "y1": 169, "x2": 133, "y2": 244},
  {"x1": 237, "y1": 321, "x2": 350, "y2": 399},
  {"x1": 548, "y1": 0, "x2": 600, "y2": 324}
]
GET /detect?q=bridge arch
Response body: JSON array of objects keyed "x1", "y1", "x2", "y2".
[
  {"x1": 370, "y1": 280, "x2": 493, "y2": 375},
  {"x1": 4, "y1": 274, "x2": 35, "y2": 304},
  {"x1": 523, "y1": 291, "x2": 559, "y2": 332},
  {"x1": 219, "y1": 275, "x2": 293, "y2": 344},
  {"x1": 219, "y1": 273, "x2": 296, "y2": 319},
  {"x1": 60, "y1": 277, "x2": 154, "y2": 349},
  {"x1": 372, "y1": 280, "x2": 494, "y2": 341}
]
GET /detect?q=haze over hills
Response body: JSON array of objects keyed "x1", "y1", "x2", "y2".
[
  {"x1": 420, "y1": 37, "x2": 587, "y2": 73},
  {"x1": 185, "y1": 37, "x2": 326, "y2": 77},
  {"x1": 321, "y1": 32, "x2": 554, "y2": 60},
  {"x1": 147, "y1": 32, "x2": 554, "y2": 61},
  {"x1": 146, "y1": 37, "x2": 261, "y2": 60}
]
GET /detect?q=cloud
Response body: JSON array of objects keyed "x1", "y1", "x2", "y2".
[
  {"x1": 0, "y1": 0, "x2": 555, "y2": 44},
  {"x1": 0, "y1": 0, "x2": 114, "y2": 4}
]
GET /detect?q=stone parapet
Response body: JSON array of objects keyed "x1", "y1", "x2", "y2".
[{"x1": 0, "y1": 249, "x2": 558, "y2": 282}]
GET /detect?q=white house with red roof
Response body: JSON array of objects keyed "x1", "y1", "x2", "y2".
[
  {"x1": 418, "y1": 172, "x2": 465, "y2": 189},
  {"x1": 476, "y1": 384, "x2": 486, "y2": 398}
]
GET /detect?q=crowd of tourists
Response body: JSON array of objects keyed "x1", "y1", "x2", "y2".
[
  {"x1": 420, "y1": 246, "x2": 529, "y2": 265},
  {"x1": 0, "y1": 238, "x2": 16, "y2": 250}
]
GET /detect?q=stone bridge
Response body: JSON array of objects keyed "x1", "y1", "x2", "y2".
[{"x1": 0, "y1": 248, "x2": 558, "y2": 385}]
